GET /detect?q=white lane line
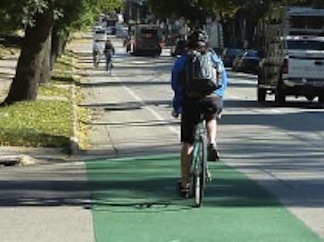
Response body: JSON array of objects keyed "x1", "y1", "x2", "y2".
[{"x1": 117, "y1": 78, "x2": 179, "y2": 136}]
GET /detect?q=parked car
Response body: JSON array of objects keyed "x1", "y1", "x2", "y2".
[
  {"x1": 170, "y1": 39, "x2": 187, "y2": 57},
  {"x1": 232, "y1": 49, "x2": 261, "y2": 74},
  {"x1": 257, "y1": 35, "x2": 324, "y2": 104},
  {"x1": 93, "y1": 29, "x2": 107, "y2": 42},
  {"x1": 221, "y1": 48, "x2": 243, "y2": 67}
]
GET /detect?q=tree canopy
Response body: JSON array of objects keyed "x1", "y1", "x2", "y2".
[
  {"x1": 148, "y1": 0, "x2": 324, "y2": 21},
  {"x1": 0, "y1": 0, "x2": 123, "y2": 106}
]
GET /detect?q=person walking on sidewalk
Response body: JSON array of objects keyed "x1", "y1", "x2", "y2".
[{"x1": 170, "y1": 29, "x2": 228, "y2": 196}]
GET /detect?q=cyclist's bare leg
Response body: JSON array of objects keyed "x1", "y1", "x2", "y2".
[
  {"x1": 93, "y1": 52, "x2": 100, "y2": 67},
  {"x1": 206, "y1": 118, "x2": 217, "y2": 145},
  {"x1": 180, "y1": 142, "x2": 193, "y2": 187},
  {"x1": 206, "y1": 117, "x2": 220, "y2": 161}
]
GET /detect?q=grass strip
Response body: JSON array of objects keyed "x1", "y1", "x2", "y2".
[
  {"x1": 0, "y1": 43, "x2": 89, "y2": 151},
  {"x1": 0, "y1": 100, "x2": 73, "y2": 148}
]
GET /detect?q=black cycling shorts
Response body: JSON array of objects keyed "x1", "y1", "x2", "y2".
[
  {"x1": 105, "y1": 50, "x2": 113, "y2": 62},
  {"x1": 180, "y1": 95, "x2": 223, "y2": 144}
]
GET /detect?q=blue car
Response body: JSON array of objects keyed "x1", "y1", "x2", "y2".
[
  {"x1": 221, "y1": 48, "x2": 243, "y2": 67},
  {"x1": 232, "y1": 49, "x2": 261, "y2": 74}
]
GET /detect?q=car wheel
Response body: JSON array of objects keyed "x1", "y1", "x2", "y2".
[
  {"x1": 319, "y1": 94, "x2": 324, "y2": 103},
  {"x1": 157, "y1": 48, "x2": 162, "y2": 56},
  {"x1": 257, "y1": 87, "x2": 266, "y2": 102},
  {"x1": 275, "y1": 89, "x2": 285, "y2": 106}
]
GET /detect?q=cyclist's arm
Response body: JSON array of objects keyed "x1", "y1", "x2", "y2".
[
  {"x1": 211, "y1": 53, "x2": 228, "y2": 97},
  {"x1": 171, "y1": 55, "x2": 186, "y2": 114}
]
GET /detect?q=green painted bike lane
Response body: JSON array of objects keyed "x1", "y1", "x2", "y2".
[{"x1": 86, "y1": 155, "x2": 322, "y2": 242}]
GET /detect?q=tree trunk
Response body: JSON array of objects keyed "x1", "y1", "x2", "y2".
[
  {"x1": 57, "y1": 32, "x2": 69, "y2": 57},
  {"x1": 50, "y1": 29, "x2": 68, "y2": 69},
  {"x1": 50, "y1": 29, "x2": 59, "y2": 69},
  {"x1": 39, "y1": 29, "x2": 52, "y2": 84},
  {"x1": 1, "y1": 7, "x2": 54, "y2": 105}
]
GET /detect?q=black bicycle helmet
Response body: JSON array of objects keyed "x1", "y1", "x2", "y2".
[{"x1": 187, "y1": 29, "x2": 208, "y2": 48}]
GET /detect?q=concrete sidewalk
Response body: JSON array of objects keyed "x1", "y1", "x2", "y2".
[
  {"x1": 0, "y1": 34, "x2": 95, "y2": 242},
  {"x1": 0, "y1": 32, "x2": 133, "y2": 242}
]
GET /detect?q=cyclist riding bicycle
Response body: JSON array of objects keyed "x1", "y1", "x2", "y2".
[
  {"x1": 171, "y1": 28, "x2": 228, "y2": 197},
  {"x1": 92, "y1": 39, "x2": 104, "y2": 67},
  {"x1": 104, "y1": 39, "x2": 115, "y2": 73}
]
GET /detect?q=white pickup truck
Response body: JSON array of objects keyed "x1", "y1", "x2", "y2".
[{"x1": 257, "y1": 35, "x2": 324, "y2": 104}]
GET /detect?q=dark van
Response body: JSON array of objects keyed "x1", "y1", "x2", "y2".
[{"x1": 126, "y1": 24, "x2": 163, "y2": 56}]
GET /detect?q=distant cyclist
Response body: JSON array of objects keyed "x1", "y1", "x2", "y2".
[
  {"x1": 92, "y1": 39, "x2": 104, "y2": 68},
  {"x1": 104, "y1": 39, "x2": 115, "y2": 74},
  {"x1": 171, "y1": 29, "x2": 228, "y2": 196}
]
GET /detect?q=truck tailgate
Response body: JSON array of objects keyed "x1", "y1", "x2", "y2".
[{"x1": 288, "y1": 51, "x2": 324, "y2": 79}]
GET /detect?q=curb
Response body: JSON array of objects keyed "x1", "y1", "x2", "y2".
[{"x1": 70, "y1": 65, "x2": 80, "y2": 156}]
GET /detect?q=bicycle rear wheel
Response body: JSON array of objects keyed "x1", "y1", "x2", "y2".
[
  {"x1": 105, "y1": 53, "x2": 113, "y2": 73},
  {"x1": 193, "y1": 134, "x2": 207, "y2": 207},
  {"x1": 105, "y1": 61, "x2": 110, "y2": 72}
]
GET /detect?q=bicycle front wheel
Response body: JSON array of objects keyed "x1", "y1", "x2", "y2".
[{"x1": 193, "y1": 134, "x2": 207, "y2": 207}]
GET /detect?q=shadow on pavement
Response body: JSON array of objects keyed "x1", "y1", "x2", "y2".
[
  {"x1": 0, "y1": 149, "x2": 323, "y2": 210},
  {"x1": 80, "y1": 99, "x2": 171, "y2": 110},
  {"x1": 222, "y1": 108, "x2": 324, "y2": 132},
  {"x1": 85, "y1": 155, "x2": 324, "y2": 209}
]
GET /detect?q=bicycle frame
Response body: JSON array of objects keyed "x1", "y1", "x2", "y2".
[
  {"x1": 191, "y1": 121, "x2": 206, "y2": 173},
  {"x1": 190, "y1": 116, "x2": 209, "y2": 207}
]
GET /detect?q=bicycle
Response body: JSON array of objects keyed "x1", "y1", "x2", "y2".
[
  {"x1": 189, "y1": 113, "x2": 211, "y2": 207},
  {"x1": 104, "y1": 49, "x2": 114, "y2": 75}
]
